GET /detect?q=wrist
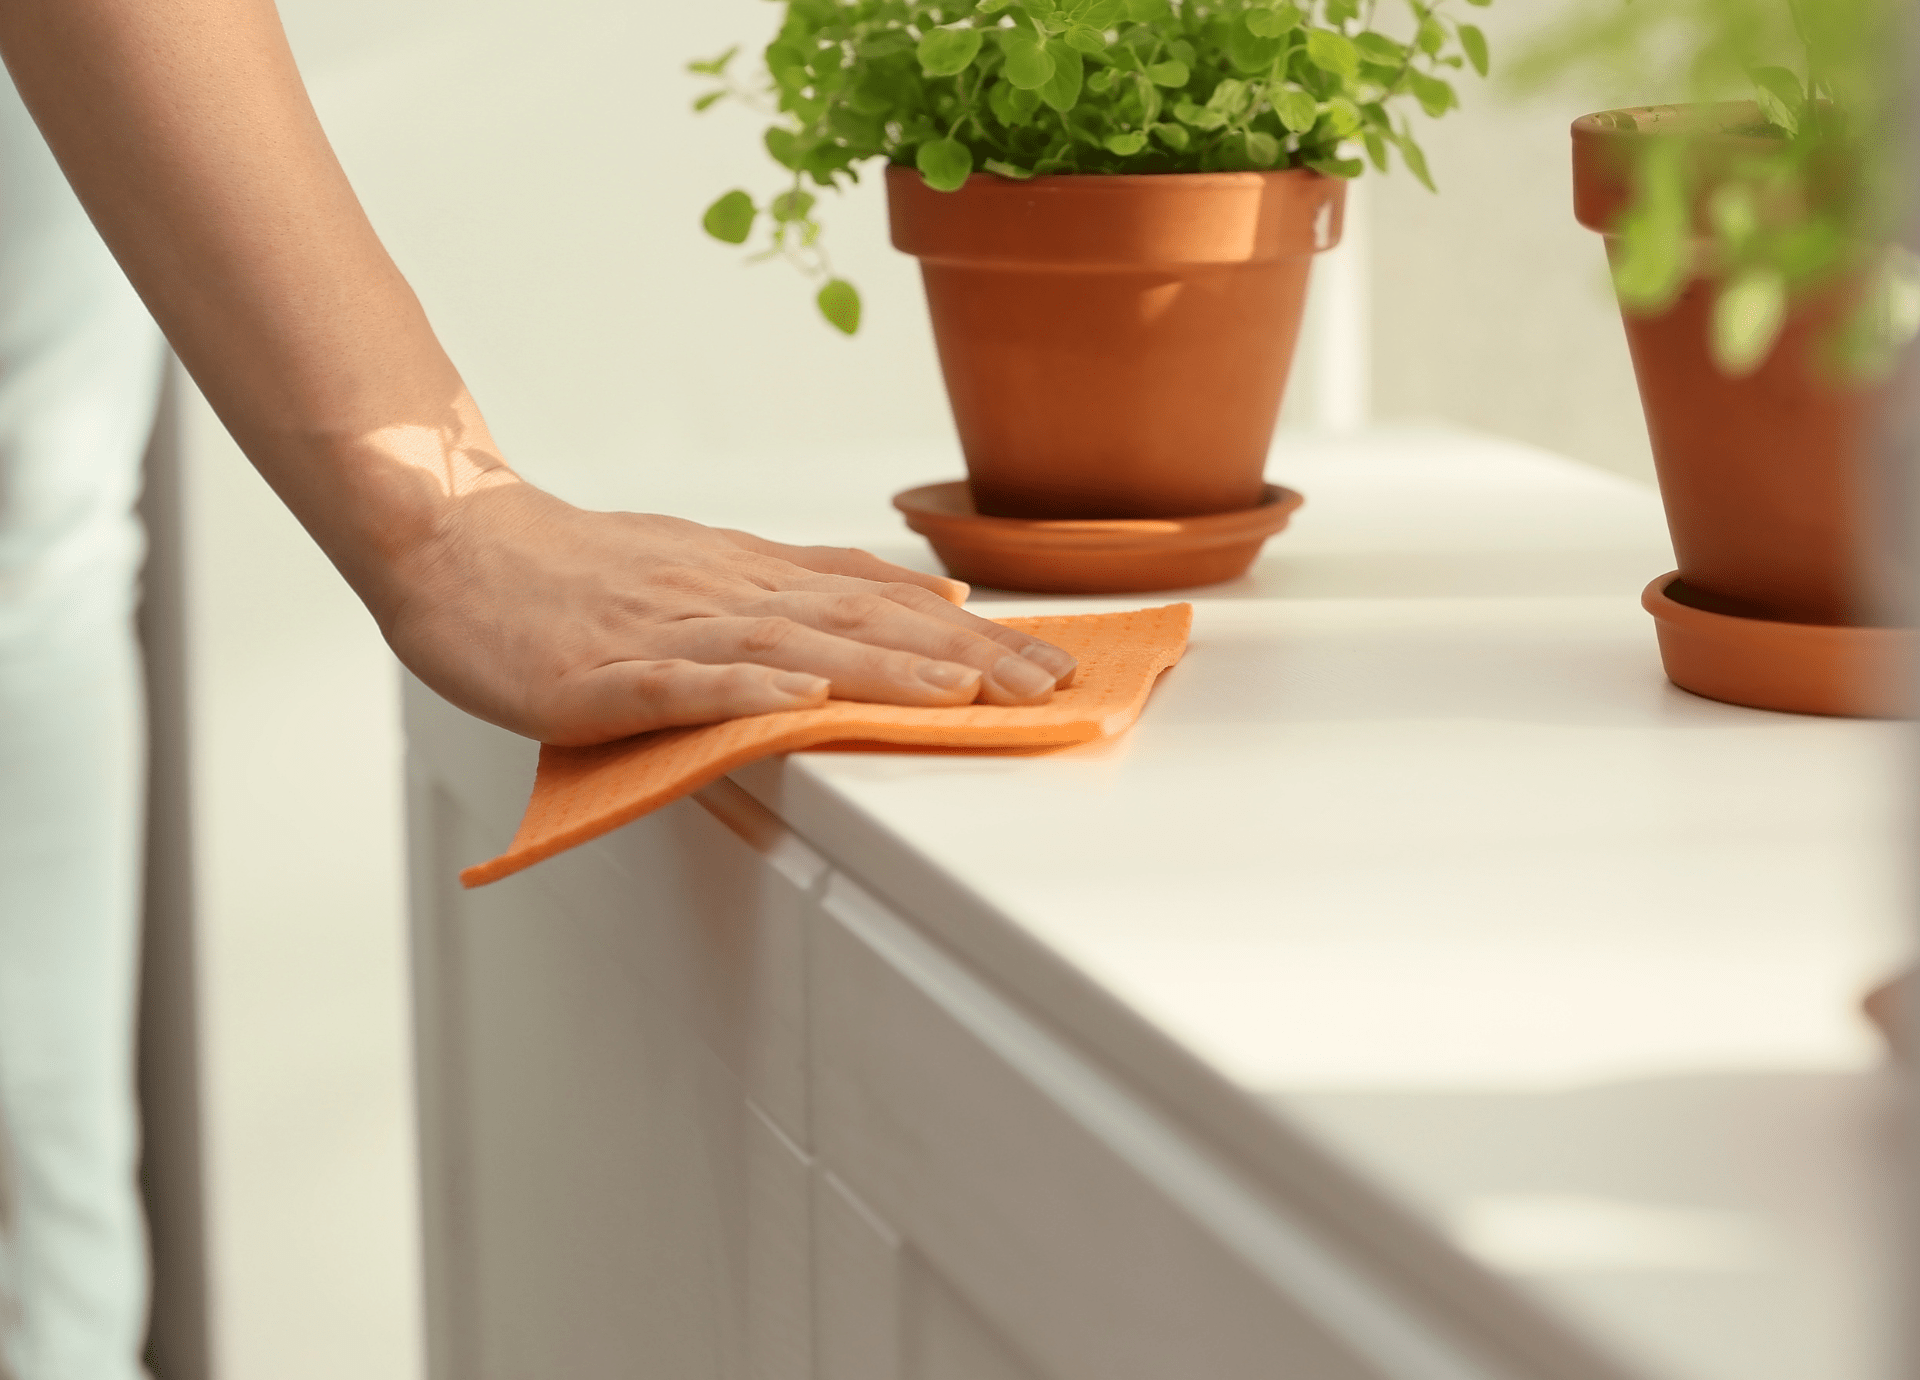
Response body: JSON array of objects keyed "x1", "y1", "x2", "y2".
[{"x1": 250, "y1": 392, "x2": 524, "y2": 630}]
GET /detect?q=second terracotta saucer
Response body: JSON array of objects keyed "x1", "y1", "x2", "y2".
[
  {"x1": 892, "y1": 481, "x2": 1304, "y2": 594},
  {"x1": 1643, "y1": 573, "x2": 1914, "y2": 717}
]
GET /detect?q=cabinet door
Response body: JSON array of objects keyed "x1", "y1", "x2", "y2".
[
  {"x1": 807, "y1": 875, "x2": 1514, "y2": 1380},
  {"x1": 408, "y1": 764, "x2": 821, "y2": 1380}
]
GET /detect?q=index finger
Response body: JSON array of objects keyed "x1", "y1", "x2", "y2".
[{"x1": 788, "y1": 572, "x2": 1078, "y2": 688}]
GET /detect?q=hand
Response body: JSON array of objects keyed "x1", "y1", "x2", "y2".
[{"x1": 380, "y1": 481, "x2": 1078, "y2": 745}]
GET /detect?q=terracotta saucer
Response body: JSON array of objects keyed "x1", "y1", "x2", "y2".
[
  {"x1": 1642, "y1": 572, "x2": 1915, "y2": 717},
  {"x1": 892, "y1": 481, "x2": 1304, "y2": 595}
]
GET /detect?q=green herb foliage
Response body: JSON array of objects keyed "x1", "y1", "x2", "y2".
[
  {"x1": 1513, "y1": 0, "x2": 1914, "y2": 377},
  {"x1": 693, "y1": 0, "x2": 1492, "y2": 331}
]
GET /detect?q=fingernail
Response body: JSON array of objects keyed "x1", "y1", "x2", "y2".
[
  {"x1": 990, "y1": 654, "x2": 1055, "y2": 698},
  {"x1": 775, "y1": 672, "x2": 829, "y2": 699},
  {"x1": 1019, "y1": 642, "x2": 1077, "y2": 680},
  {"x1": 917, "y1": 660, "x2": 982, "y2": 692}
]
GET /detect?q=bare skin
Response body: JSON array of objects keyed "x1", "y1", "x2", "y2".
[{"x1": 0, "y1": 0, "x2": 1076, "y2": 744}]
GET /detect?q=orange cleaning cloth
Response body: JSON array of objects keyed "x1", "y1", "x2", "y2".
[{"x1": 461, "y1": 602, "x2": 1192, "y2": 887}]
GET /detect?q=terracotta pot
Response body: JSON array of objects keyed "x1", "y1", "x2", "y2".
[
  {"x1": 887, "y1": 167, "x2": 1344, "y2": 521},
  {"x1": 1572, "y1": 105, "x2": 1882, "y2": 628}
]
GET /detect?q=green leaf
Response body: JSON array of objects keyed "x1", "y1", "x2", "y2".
[
  {"x1": 692, "y1": 90, "x2": 727, "y2": 113},
  {"x1": 1154, "y1": 121, "x2": 1191, "y2": 149},
  {"x1": 1105, "y1": 129, "x2": 1149, "y2": 155},
  {"x1": 1776, "y1": 216, "x2": 1845, "y2": 280},
  {"x1": 1087, "y1": 66, "x2": 1118, "y2": 93},
  {"x1": 983, "y1": 158, "x2": 1035, "y2": 178},
  {"x1": 1709, "y1": 183, "x2": 1759, "y2": 252},
  {"x1": 1306, "y1": 154, "x2": 1365, "y2": 178},
  {"x1": 765, "y1": 127, "x2": 803, "y2": 170},
  {"x1": 1169, "y1": 38, "x2": 1196, "y2": 66},
  {"x1": 1416, "y1": 17, "x2": 1445, "y2": 55},
  {"x1": 1175, "y1": 97, "x2": 1228, "y2": 129},
  {"x1": 1229, "y1": 24, "x2": 1285, "y2": 73},
  {"x1": 1325, "y1": 0, "x2": 1359, "y2": 22},
  {"x1": 1397, "y1": 132, "x2": 1435, "y2": 190},
  {"x1": 817, "y1": 279, "x2": 861, "y2": 335},
  {"x1": 1611, "y1": 142, "x2": 1689, "y2": 309},
  {"x1": 1305, "y1": 29, "x2": 1359, "y2": 82},
  {"x1": 1065, "y1": 25, "x2": 1108, "y2": 55},
  {"x1": 918, "y1": 26, "x2": 985, "y2": 77},
  {"x1": 1244, "y1": 130, "x2": 1281, "y2": 166},
  {"x1": 1323, "y1": 95, "x2": 1362, "y2": 137},
  {"x1": 1353, "y1": 32, "x2": 1404, "y2": 65},
  {"x1": 1124, "y1": 0, "x2": 1171, "y2": 18},
  {"x1": 686, "y1": 45, "x2": 739, "y2": 76},
  {"x1": 1457, "y1": 23, "x2": 1489, "y2": 78},
  {"x1": 1147, "y1": 59, "x2": 1189, "y2": 86},
  {"x1": 855, "y1": 31, "x2": 916, "y2": 58},
  {"x1": 1275, "y1": 88, "x2": 1319, "y2": 132},
  {"x1": 1038, "y1": 45, "x2": 1085, "y2": 111},
  {"x1": 1711, "y1": 268, "x2": 1786, "y2": 375},
  {"x1": 1206, "y1": 76, "x2": 1252, "y2": 115},
  {"x1": 702, "y1": 190, "x2": 757, "y2": 244},
  {"x1": 770, "y1": 189, "x2": 816, "y2": 222},
  {"x1": 1049, "y1": 0, "x2": 1120, "y2": 26},
  {"x1": 1363, "y1": 129, "x2": 1388, "y2": 171},
  {"x1": 1409, "y1": 70, "x2": 1456, "y2": 118},
  {"x1": 1749, "y1": 66, "x2": 1803, "y2": 137},
  {"x1": 916, "y1": 137, "x2": 975, "y2": 191},
  {"x1": 827, "y1": 105, "x2": 884, "y2": 145},
  {"x1": 989, "y1": 79, "x2": 1044, "y2": 124},
  {"x1": 1001, "y1": 30, "x2": 1057, "y2": 88},
  {"x1": 1246, "y1": 4, "x2": 1301, "y2": 39}
]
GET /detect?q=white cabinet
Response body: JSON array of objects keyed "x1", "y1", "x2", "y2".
[
  {"x1": 405, "y1": 695, "x2": 824, "y2": 1380},
  {"x1": 404, "y1": 692, "x2": 1637, "y2": 1380},
  {"x1": 806, "y1": 875, "x2": 1509, "y2": 1380}
]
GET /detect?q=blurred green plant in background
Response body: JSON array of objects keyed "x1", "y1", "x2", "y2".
[
  {"x1": 1512, "y1": 0, "x2": 1916, "y2": 376},
  {"x1": 692, "y1": 0, "x2": 1493, "y2": 333}
]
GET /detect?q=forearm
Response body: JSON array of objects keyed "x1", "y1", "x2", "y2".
[
  {"x1": 0, "y1": 0, "x2": 1079, "y2": 743},
  {"x1": 0, "y1": 0, "x2": 503, "y2": 621}
]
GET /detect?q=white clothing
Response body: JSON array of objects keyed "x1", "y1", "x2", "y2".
[{"x1": 0, "y1": 69, "x2": 167, "y2": 1380}]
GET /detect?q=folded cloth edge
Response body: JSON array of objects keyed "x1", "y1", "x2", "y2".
[
  {"x1": 458, "y1": 603, "x2": 1191, "y2": 889},
  {"x1": 457, "y1": 715, "x2": 1107, "y2": 888}
]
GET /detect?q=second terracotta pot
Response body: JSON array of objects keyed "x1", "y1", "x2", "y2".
[
  {"x1": 1572, "y1": 106, "x2": 1882, "y2": 627},
  {"x1": 887, "y1": 167, "x2": 1345, "y2": 521}
]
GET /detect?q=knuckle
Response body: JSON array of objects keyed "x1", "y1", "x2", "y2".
[
  {"x1": 740, "y1": 616, "x2": 799, "y2": 657},
  {"x1": 817, "y1": 592, "x2": 884, "y2": 633},
  {"x1": 627, "y1": 659, "x2": 696, "y2": 697}
]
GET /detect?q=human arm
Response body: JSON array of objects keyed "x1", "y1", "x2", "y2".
[{"x1": 0, "y1": 0, "x2": 1075, "y2": 744}]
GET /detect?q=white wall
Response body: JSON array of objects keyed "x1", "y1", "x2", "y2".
[
  {"x1": 1368, "y1": 2, "x2": 1660, "y2": 482},
  {"x1": 181, "y1": 3, "x2": 1665, "y2": 1377}
]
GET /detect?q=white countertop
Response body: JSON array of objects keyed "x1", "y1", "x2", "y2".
[{"x1": 707, "y1": 427, "x2": 1910, "y2": 1380}]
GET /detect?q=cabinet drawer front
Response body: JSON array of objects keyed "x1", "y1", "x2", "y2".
[
  {"x1": 810, "y1": 876, "x2": 1513, "y2": 1380},
  {"x1": 519, "y1": 782, "x2": 821, "y2": 1143},
  {"x1": 410, "y1": 781, "x2": 823, "y2": 1380}
]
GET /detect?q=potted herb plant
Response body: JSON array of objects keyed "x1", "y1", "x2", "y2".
[
  {"x1": 691, "y1": 0, "x2": 1491, "y2": 593},
  {"x1": 1518, "y1": 0, "x2": 1915, "y2": 715}
]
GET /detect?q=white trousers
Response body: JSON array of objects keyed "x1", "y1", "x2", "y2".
[{"x1": 0, "y1": 71, "x2": 166, "y2": 1380}]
